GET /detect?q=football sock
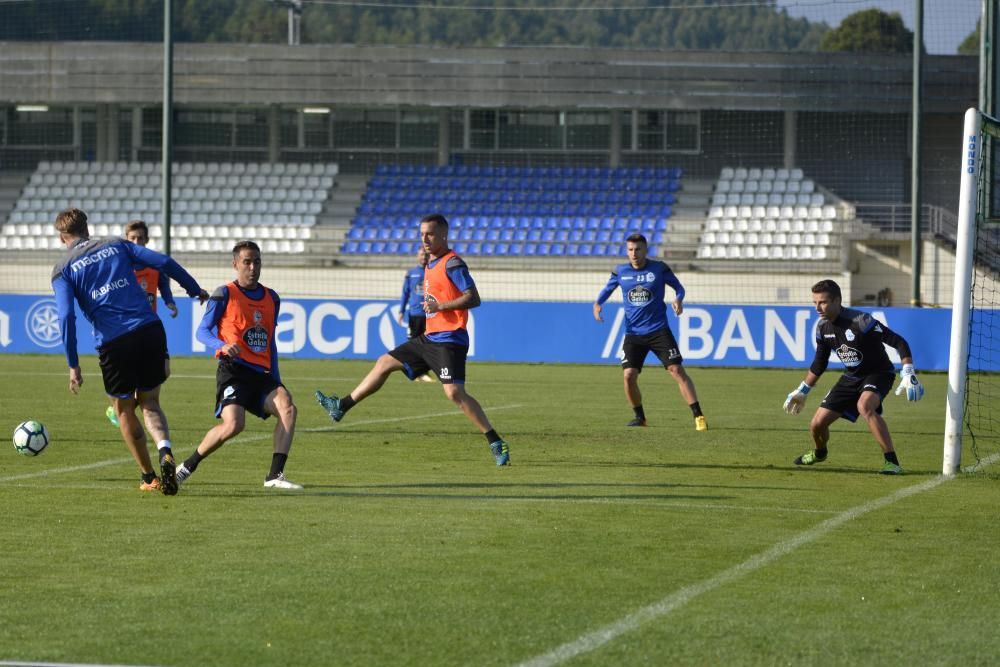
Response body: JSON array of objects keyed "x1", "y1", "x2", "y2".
[
  {"x1": 689, "y1": 402, "x2": 703, "y2": 418},
  {"x1": 633, "y1": 405, "x2": 646, "y2": 421},
  {"x1": 268, "y1": 453, "x2": 289, "y2": 479},
  {"x1": 183, "y1": 450, "x2": 204, "y2": 473},
  {"x1": 340, "y1": 395, "x2": 357, "y2": 412},
  {"x1": 816, "y1": 448, "x2": 828, "y2": 459},
  {"x1": 141, "y1": 471, "x2": 157, "y2": 484},
  {"x1": 484, "y1": 429, "x2": 500, "y2": 445},
  {"x1": 884, "y1": 451, "x2": 900, "y2": 465},
  {"x1": 156, "y1": 439, "x2": 172, "y2": 452}
]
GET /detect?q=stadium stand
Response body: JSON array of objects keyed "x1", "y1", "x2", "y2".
[
  {"x1": 341, "y1": 164, "x2": 679, "y2": 257},
  {"x1": 698, "y1": 167, "x2": 840, "y2": 261},
  {"x1": 0, "y1": 161, "x2": 337, "y2": 253}
]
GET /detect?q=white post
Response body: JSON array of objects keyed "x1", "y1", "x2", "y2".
[{"x1": 942, "y1": 108, "x2": 982, "y2": 475}]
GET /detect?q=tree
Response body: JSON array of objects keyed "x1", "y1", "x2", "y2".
[
  {"x1": 958, "y1": 19, "x2": 980, "y2": 56},
  {"x1": 819, "y1": 9, "x2": 913, "y2": 54}
]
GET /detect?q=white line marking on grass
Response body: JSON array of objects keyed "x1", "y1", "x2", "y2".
[
  {"x1": 0, "y1": 458, "x2": 132, "y2": 483},
  {"x1": 0, "y1": 405, "x2": 523, "y2": 484},
  {"x1": 509, "y1": 498, "x2": 839, "y2": 515},
  {"x1": 299, "y1": 403, "x2": 523, "y2": 434},
  {"x1": 0, "y1": 662, "x2": 159, "y2": 667},
  {"x1": 515, "y1": 453, "x2": 1000, "y2": 667}
]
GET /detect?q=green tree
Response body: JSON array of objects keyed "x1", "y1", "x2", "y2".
[
  {"x1": 958, "y1": 19, "x2": 980, "y2": 56},
  {"x1": 819, "y1": 9, "x2": 913, "y2": 54}
]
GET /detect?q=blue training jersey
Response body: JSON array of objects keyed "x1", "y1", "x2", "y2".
[
  {"x1": 595, "y1": 259, "x2": 686, "y2": 336},
  {"x1": 52, "y1": 236, "x2": 203, "y2": 368},
  {"x1": 196, "y1": 283, "x2": 282, "y2": 384},
  {"x1": 424, "y1": 253, "x2": 475, "y2": 347},
  {"x1": 399, "y1": 265, "x2": 426, "y2": 319}
]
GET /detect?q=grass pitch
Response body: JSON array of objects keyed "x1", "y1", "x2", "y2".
[{"x1": 0, "y1": 354, "x2": 998, "y2": 666}]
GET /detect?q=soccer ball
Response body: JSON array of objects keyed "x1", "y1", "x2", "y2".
[{"x1": 13, "y1": 420, "x2": 49, "y2": 456}]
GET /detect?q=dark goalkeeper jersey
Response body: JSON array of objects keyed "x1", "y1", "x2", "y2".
[{"x1": 810, "y1": 307, "x2": 913, "y2": 379}]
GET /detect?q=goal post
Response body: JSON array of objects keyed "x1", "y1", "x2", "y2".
[{"x1": 943, "y1": 107, "x2": 1000, "y2": 475}]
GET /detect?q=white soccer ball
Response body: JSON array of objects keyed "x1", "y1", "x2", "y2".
[{"x1": 13, "y1": 420, "x2": 49, "y2": 457}]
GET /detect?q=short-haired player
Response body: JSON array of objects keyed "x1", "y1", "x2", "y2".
[
  {"x1": 593, "y1": 233, "x2": 707, "y2": 431},
  {"x1": 316, "y1": 213, "x2": 510, "y2": 466},
  {"x1": 52, "y1": 208, "x2": 208, "y2": 494},
  {"x1": 782, "y1": 279, "x2": 924, "y2": 474},
  {"x1": 175, "y1": 241, "x2": 302, "y2": 489}
]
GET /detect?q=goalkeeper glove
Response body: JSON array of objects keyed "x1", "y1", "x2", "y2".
[
  {"x1": 894, "y1": 364, "x2": 925, "y2": 401},
  {"x1": 783, "y1": 381, "x2": 811, "y2": 415}
]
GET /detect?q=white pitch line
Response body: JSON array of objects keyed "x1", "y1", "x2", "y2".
[
  {"x1": 0, "y1": 404, "x2": 523, "y2": 483},
  {"x1": 298, "y1": 403, "x2": 524, "y2": 433},
  {"x1": 0, "y1": 662, "x2": 159, "y2": 667},
  {"x1": 0, "y1": 457, "x2": 133, "y2": 483},
  {"x1": 515, "y1": 452, "x2": 1000, "y2": 667}
]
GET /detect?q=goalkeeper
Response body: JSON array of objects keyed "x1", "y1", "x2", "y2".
[{"x1": 782, "y1": 279, "x2": 923, "y2": 475}]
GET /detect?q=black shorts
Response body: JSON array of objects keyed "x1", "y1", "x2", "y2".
[
  {"x1": 98, "y1": 321, "x2": 169, "y2": 398},
  {"x1": 389, "y1": 335, "x2": 467, "y2": 384},
  {"x1": 407, "y1": 315, "x2": 427, "y2": 339},
  {"x1": 819, "y1": 372, "x2": 895, "y2": 423},
  {"x1": 621, "y1": 328, "x2": 683, "y2": 372},
  {"x1": 215, "y1": 358, "x2": 283, "y2": 420}
]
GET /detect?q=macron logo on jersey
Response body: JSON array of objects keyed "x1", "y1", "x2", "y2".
[{"x1": 71, "y1": 246, "x2": 120, "y2": 273}]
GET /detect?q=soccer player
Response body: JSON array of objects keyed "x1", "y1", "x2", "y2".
[
  {"x1": 398, "y1": 246, "x2": 429, "y2": 339},
  {"x1": 593, "y1": 232, "x2": 707, "y2": 431},
  {"x1": 315, "y1": 213, "x2": 510, "y2": 466},
  {"x1": 175, "y1": 240, "x2": 302, "y2": 489},
  {"x1": 51, "y1": 207, "x2": 208, "y2": 494},
  {"x1": 104, "y1": 219, "x2": 178, "y2": 427},
  {"x1": 782, "y1": 279, "x2": 924, "y2": 475}
]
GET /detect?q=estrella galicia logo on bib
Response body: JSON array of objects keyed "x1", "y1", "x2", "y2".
[
  {"x1": 424, "y1": 292, "x2": 439, "y2": 318},
  {"x1": 25, "y1": 298, "x2": 62, "y2": 348},
  {"x1": 241, "y1": 311, "x2": 268, "y2": 353},
  {"x1": 243, "y1": 326, "x2": 269, "y2": 353},
  {"x1": 627, "y1": 286, "x2": 652, "y2": 306},
  {"x1": 836, "y1": 344, "x2": 862, "y2": 368}
]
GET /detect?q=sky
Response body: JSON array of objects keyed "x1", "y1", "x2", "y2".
[{"x1": 776, "y1": 0, "x2": 981, "y2": 55}]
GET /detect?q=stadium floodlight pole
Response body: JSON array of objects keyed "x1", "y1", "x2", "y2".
[
  {"x1": 909, "y1": 0, "x2": 923, "y2": 306},
  {"x1": 161, "y1": 0, "x2": 174, "y2": 255},
  {"x1": 942, "y1": 108, "x2": 983, "y2": 475},
  {"x1": 272, "y1": 0, "x2": 303, "y2": 45}
]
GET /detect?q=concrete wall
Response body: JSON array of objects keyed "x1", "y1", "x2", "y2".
[{"x1": 0, "y1": 42, "x2": 977, "y2": 113}]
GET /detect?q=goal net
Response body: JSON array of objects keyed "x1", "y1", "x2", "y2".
[{"x1": 943, "y1": 108, "x2": 1000, "y2": 474}]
